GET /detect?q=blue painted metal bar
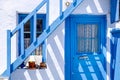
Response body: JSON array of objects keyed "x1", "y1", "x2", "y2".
[
  {"x1": 31, "y1": 14, "x2": 37, "y2": 43},
  {"x1": 11, "y1": 0, "x2": 47, "y2": 36},
  {"x1": 42, "y1": 41, "x2": 46, "y2": 62},
  {"x1": 2, "y1": 30, "x2": 11, "y2": 77},
  {"x1": 20, "y1": 25, "x2": 24, "y2": 55},
  {"x1": 42, "y1": 0, "x2": 49, "y2": 63},
  {"x1": 31, "y1": 14, "x2": 37, "y2": 55},
  {"x1": 7, "y1": 30, "x2": 11, "y2": 76},
  {"x1": 10, "y1": 0, "x2": 84, "y2": 71},
  {"x1": 46, "y1": 0, "x2": 49, "y2": 28},
  {"x1": 60, "y1": 0, "x2": 63, "y2": 16}
]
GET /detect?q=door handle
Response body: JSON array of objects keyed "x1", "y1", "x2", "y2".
[{"x1": 79, "y1": 56, "x2": 88, "y2": 60}]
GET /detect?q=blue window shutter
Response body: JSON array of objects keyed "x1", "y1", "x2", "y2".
[{"x1": 110, "y1": 0, "x2": 119, "y2": 23}]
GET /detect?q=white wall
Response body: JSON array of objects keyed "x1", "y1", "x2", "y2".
[
  {"x1": 0, "y1": 0, "x2": 112, "y2": 80},
  {"x1": 0, "y1": 0, "x2": 47, "y2": 75}
]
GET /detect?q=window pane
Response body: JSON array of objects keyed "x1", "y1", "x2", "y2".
[
  {"x1": 85, "y1": 39, "x2": 91, "y2": 52},
  {"x1": 24, "y1": 38, "x2": 30, "y2": 49},
  {"x1": 92, "y1": 39, "x2": 98, "y2": 52},
  {"x1": 77, "y1": 24, "x2": 84, "y2": 38},
  {"x1": 85, "y1": 24, "x2": 92, "y2": 38},
  {"x1": 37, "y1": 19, "x2": 43, "y2": 37},
  {"x1": 23, "y1": 19, "x2": 43, "y2": 55},
  {"x1": 24, "y1": 20, "x2": 30, "y2": 32},
  {"x1": 77, "y1": 24, "x2": 98, "y2": 53},
  {"x1": 78, "y1": 39, "x2": 85, "y2": 52}
]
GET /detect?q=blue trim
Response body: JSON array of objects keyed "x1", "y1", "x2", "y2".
[
  {"x1": 30, "y1": 14, "x2": 37, "y2": 55},
  {"x1": 1, "y1": 30, "x2": 11, "y2": 77},
  {"x1": 65, "y1": 15, "x2": 107, "y2": 80},
  {"x1": 110, "y1": 29, "x2": 120, "y2": 79},
  {"x1": 32, "y1": 14, "x2": 37, "y2": 44},
  {"x1": 6, "y1": 0, "x2": 84, "y2": 74},
  {"x1": 65, "y1": 17, "x2": 71, "y2": 80},
  {"x1": 11, "y1": 0, "x2": 47, "y2": 36},
  {"x1": 20, "y1": 25, "x2": 24, "y2": 55},
  {"x1": 60, "y1": 0, "x2": 63, "y2": 18},
  {"x1": 110, "y1": 0, "x2": 119, "y2": 23},
  {"x1": 46, "y1": 0, "x2": 49, "y2": 28},
  {"x1": 6, "y1": 30, "x2": 11, "y2": 76},
  {"x1": 111, "y1": 29, "x2": 120, "y2": 38},
  {"x1": 42, "y1": 0, "x2": 49, "y2": 63},
  {"x1": 110, "y1": 37, "x2": 118, "y2": 80},
  {"x1": 18, "y1": 14, "x2": 46, "y2": 55}
]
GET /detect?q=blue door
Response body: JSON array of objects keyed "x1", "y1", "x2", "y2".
[{"x1": 65, "y1": 15, "x2": 106, "y2": 80}]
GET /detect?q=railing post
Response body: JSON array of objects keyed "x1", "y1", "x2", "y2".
[
  {"x1": 20, "y1": 25, "x2": 24, "y2": 56},
  {"x1": 31, "y1": 14, "x2": 37, "y2": 43},
  {"x1": 7, "y1": 30, "x2": 11, "y2": 76},
  {"x1": 42, "y1": 0, "x2": 49, "y2": 63},
  {"x1": 39, "y1": 0, "x2": 49, "y2": 68},
  {"x1": 31, "y1": 13, "x2": 37, "y2": 55},
  {"x1": 60, "y1": 0, "x2": 63, "y2": 17}
]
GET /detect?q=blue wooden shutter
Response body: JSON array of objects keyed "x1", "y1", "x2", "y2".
[{"x1": 110, "y1": 0, "x2": 119, "y2": 23}]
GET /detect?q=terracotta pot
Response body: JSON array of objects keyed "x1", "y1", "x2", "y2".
[
  {"x1": 28, "y1": 61, "x2": 36, "y2": 69},
  {"x1": 40, "y1": 62, "x2": 47, "y2": 69}
]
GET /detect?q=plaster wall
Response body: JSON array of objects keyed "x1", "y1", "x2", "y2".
[{"x1": 0, "y1": 0, "x2": 113, "y2": 80}]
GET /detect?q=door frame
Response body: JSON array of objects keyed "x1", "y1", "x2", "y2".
[{"x1": 65, "y1": 15, "x2": 107, "y2": 80}]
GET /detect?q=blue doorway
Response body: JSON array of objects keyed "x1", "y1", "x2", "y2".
[{"x1": 65, "y1": 15, "x2": 107, "y2": 80}]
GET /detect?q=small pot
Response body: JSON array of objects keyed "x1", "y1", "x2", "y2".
[
  {"x1": 28, "y1": 61, "x2": 36, "y2": 69},
  {"x1": 40, "y1": 62, "x2": 47, "y2": 69}
]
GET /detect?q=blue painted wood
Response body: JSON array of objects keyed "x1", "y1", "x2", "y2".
[
  {"x1": 42, "y1": 0, "x2": 49, "y2": 63},
  {"x1": 42, "y1": 41, "x2": 46, "y2": 62},
  {"x1": 114, "y1": 39, "x2": 120, "y2": 80},
  {"x1": 32, "y1": 14, "x2": 37, "y2": 43},
  {"x1": 46, "y1": 0, "x2": 49, "y2": 28},
  {"x1": 110, "y1": 37, "x2": 118, "y2": 80},
  {"x1": 20, "y1": 25, "x2": 24, "y2": 55},
  {"x1": 110, "y1": 0, "x2": 119, "y2": 23},
  {"x1": 65, "y1": 17, "x2": 71, "y2": 80},
  {"x1": 11, "y1": 0, "x2": 47, "y2": 36},
  {"x1": 18, "y1": 13, "x2": 46, "y2": 59},
  {"x1": 60, "y1": 0, "x2": 63, "y2": 17},
  {"x1": 110, "y1": 29, "x2": 120, "y2": 80},
  {"x1": 7, "y1": 30, "x2": 11, "y2": 76},
  {"x1": 65, "y1": 15, "x2": 106, "y2": 80},
  {"x1": 10, "y1": 0, "x2": 84, "y2": 72},
  {"x1": 1, "y1": 30, "x2": 11, "y2": 77},
  {"x1": 4, "y1": 0, "x2": 84, "y2": 76},
  {"x1": 30, "y1": 14, "x2": 37, "y2": 55},
  {"x1": 111, "y1": 29, "x2": 120, "y2": 38}
]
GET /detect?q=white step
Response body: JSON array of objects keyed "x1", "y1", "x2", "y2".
[{"x1": 0, "y1": 77, "x2": 9, "y2": 80}]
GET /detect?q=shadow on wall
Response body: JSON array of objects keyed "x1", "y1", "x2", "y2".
[
  {"x1": 73, "y1": 0, "x2": 109, "y2": 14},
  {"x1": 10, "y1": 22, "x2": 65, "y2": 80}
]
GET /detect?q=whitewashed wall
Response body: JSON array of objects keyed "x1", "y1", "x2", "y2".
[{"x1": 0, "y1": 0, "x2": 113, "y2": 80}]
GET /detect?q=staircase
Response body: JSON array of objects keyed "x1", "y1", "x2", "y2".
[{"x1": 1, "y1": 0, "x2": 83, "y2": 79}]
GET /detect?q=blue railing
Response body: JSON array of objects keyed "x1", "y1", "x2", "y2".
[
  {"x1": 2, "y1": 0, "x2": 84, "y2": 77},
  {"x1": 5, "y1": 0, "x2": 48, "y2": 77}
]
